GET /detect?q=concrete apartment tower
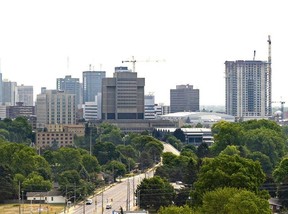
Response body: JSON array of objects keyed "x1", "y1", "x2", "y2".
[
  {"x1": 170, "y1": 84, "x2": 200, "y2": 113},
  {"x1": 36, "y1": 89, "x2": 76, "y2": 129},
  {"x1": 57, "y1": 75, "x2": 82, "y2": 108},
  {"x1": 225, "y1": 36, "x2": 272, "y2": 120},
  {"x1": 82, "y1": 69, "x2": 106, "y2": 103},
  {"x1": 101, "y1": 66, "x2": 145, "y2": 120}
]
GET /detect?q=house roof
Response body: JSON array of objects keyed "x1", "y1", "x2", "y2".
[{"x1": 27, "y1": 190, "x2": 63, "y2": 197}]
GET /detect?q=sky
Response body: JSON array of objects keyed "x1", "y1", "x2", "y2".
[{"x1": 0, "y1": 0, "x2": 287, "y2": 108}]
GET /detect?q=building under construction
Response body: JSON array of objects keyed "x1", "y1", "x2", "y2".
[{"x1": 225, "y1": 36, "x2": 272, "y2": 120}]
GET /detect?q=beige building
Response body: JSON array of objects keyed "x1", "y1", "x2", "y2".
[
  {"x1": 36, "y1": 124, "x2": 85, "y2": 148},
  {"x1": 36, "y1": 131, "x2": 74, "y2": 148},
  {"x1": 36, "y1": 89, "x2": 76, "y2": 129}
]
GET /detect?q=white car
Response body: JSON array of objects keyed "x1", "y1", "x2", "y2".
[
  {"x1": 86, "y1": 199, "x2": 93, "y2": 205},
  {"x1": 106, "y1": 203, "x2": 112, "y2": 209}
]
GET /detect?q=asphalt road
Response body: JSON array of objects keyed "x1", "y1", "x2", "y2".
[{"x1": 64, "y1": 142, "x2": 179, "y2": 214}]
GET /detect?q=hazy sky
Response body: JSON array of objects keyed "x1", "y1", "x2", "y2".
[{"x1": 0, "y1": 0, "x2": 287, "y2": 107}]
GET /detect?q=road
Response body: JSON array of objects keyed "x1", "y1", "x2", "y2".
[
  {"x1": 65, "y1": 142, "x2": 179, "y2": 214},
  {"x1": 66, "y1": 171, "x2": 155, "y2": 214}
]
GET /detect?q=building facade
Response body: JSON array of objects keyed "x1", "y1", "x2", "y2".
[
  {"x1": 170, "y1": 84, "x2": 199, "y2": 113},
  {"x1": 145, "y1": 94, "x2": 156, "y2": 119},
  {"x1": 101, "y1": 67, "x2": 145, "y2": 120},
  {"x1": 6, "y1": 102, "x2": 35, "y2": 119},
  {"x1": 2, "y1": 80, "x2": 17, "y2": 106},
  {"x1": 82, "y1": 70, "x2": 106, "y2": 103},
  {"x1": 56, "y1": 75, "x2": 82, "y2": 108},
  {"x1": 15, "y1": 85, "x2": 34, "y2": 106},
  {"x1": 35, "y1": 89, "x2": 76, "y2": 129},
  {"x1": 225, "y1": 60, "x2": 272, "y2": 119}
]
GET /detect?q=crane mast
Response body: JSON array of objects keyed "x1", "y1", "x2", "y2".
[{"x1": 267, "y1": 35, "x2": 272, "y2": 116}]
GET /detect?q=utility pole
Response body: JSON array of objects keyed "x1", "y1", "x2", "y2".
[
  {"x1": 18, "y1": 181, "x2": 21, "y2": 214},
  {"x1": 137, "y1": 189, "x2": 140, "y2": 209},
  {"x1": 126, "y1": 179, "x2": 130, "y2": 211},
  {"x1": 101, "y1": 186, "x2": 104, "y2": 214},
  {"x1": 89, "y1": 125, "x2": 92, "y2": 156}
]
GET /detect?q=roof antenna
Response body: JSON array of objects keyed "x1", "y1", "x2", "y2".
[{"x1": 253, "y1": 50, "x2": 256, "y2": 60}]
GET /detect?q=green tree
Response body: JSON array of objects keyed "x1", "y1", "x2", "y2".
[
  {"x1": 0, "y1": 164, "x2": 15, "y2": 200},
  {"x1": 144, "y1": 141, "x2": 164, "y2": 163},
  {"x1": 196, "y1": 143, "x2": 210, "y2": 158},
  {"x1": 81, "y1": 154, "x2": 100, "y2": 173},
  {"x1": 166, "y1": 135, "x2": 182, "y2": 151},
  {"x1": 247, "y1": 151, "x2": 273, "y2": 175},
  {"x1": 104, "y1": 160, "x2": 126, "y2": 181},
  {"x1": 158, "y1": 205, "x2": 196, "y2": 214},
  {"x1": 173, "y1": 128, "x2": 186, "y2": 142},
  {"x1": 201, "y1": 187, "x2": 270, "y2": 214},
  {"x1": 137, "y1": 176, "x2": 175, "y2": 210},
  {"x1": 100, "y1": 129, "x2": 123, "y2": 144},
  {"x1": 93, "y1": 142, "x2": 120, "y2": 165},
  {"x1": 273, "y1": 157, "x2": 288, "y2": 207},
  {"x1": 192, "y1": 155, "x2": 266, "y2": 205},
  {"x1": 211, "y1": 121, "x2": 244, "y2": 154},
  {"x1": 116, "y1": 145, "x2": 138, "y2": 160},
  {"x1": 244, "y1": 127, "x2": 286, "y2": 167},
  {"x1": 219, "y1": 145, "x2": 240, "y2": 156},
  {"x1": 54, "y1": 147, "x2": 82, "y2": 172},
  {"x1": 22, "y1": 172, "x2": 52, "y2": 192}
]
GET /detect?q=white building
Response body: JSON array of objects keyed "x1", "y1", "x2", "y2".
[{"x1": 26, "y1": 190, "x2": 66, "y2": 204}]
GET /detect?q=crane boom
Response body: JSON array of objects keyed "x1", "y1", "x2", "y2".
[{"x1": 122, "y1": 56, "x2": 165, "y2": 72}]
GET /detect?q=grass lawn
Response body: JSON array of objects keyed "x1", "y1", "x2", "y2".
[{"x1": 0, "y1": 203, "x2": 65, "y2": 214}]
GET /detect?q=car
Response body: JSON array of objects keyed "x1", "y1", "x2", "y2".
[
  {"x1": 106, "y1": 203, "x2": 112, "y2": 209},
  {"x1": 86, "y1": 199, "x2": 93, "y2": 205}
]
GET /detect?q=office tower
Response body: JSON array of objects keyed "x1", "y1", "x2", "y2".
[
  {"x1": 170, "y1": 84, "x2": 199, "y2": 113},
  {"x1": 2, "y1": 80, "x2": 17, "y2": 106},
  {"x1": 15, "y1": 85, "x2": 34, "y2": 106},
  {"x1": 101, "y1": 66, "x2": 145, "y2": 120},
  {"x1": 145, "y1": 94, "x2": 156, "y2": 119},
  {"x1": 36, "y1": 89, "x2": 76, "y2": 129},
  {"x1": 57, "y1": 75, "x2": 82, "y2": 108},
  {"x1": 225, "y1": 60, "x2": 271, "y2": 119},
  {"x1": 82, "y1": 70, "x2": 106, "y2": 103}
]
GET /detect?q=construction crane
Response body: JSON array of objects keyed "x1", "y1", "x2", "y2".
[
  {"x1": 272, "y1": 100, "x2": 285, "y2": 120},
  {"x1": 121, "y1": 56, "x2": 165, "y2": 73}
]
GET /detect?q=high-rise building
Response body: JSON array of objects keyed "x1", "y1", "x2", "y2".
[
  {"x1": 2, "y1": 80, "x2": 17, "y2": 106},
  {"x1": 170, "y1": 84, "x2": 199, "y2": 113},
  {"x1": 82, "y1": 70, "x2": 106, "y2": 103},
  {"x1": 35, "y1": 89, "x2": 76, "y2": 129},
  {"x1": 145, "y1": 94, "x2": 155, "y2": 119},
  {"x1": 225, "y1": 60, "x2": 271, "y2": 119},
  {"x1": 101, "y1": 66, "x2": 145, "y2": 120},
  {"x1": 57, "y1": 75, "x2": 82, "y2": 108},
  {"x1": 15, "y1": 85, "x2": 34, "y2": 106}
]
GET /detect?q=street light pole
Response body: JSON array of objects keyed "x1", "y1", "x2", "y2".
[
  {"x1": 22, "y1": 190, "x2": 24, "y2": 214},
  {"x1": 89, "y1": 124, "x2": 92, "y2": 156}
]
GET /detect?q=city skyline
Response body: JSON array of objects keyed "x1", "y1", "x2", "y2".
[{"x1": 0, "y1": 0, "x2": 287, "y2": 107}]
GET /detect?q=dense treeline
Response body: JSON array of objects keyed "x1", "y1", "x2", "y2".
[
  {"x1": 1, "y1": 117, "x2": 288, "y2": 213},
  {"x1": 143, "y1": 119, "x2": 288, "y2": 213},
  {"x1": 0, "y1": 119, "x2": 163, "y2": 202}
]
